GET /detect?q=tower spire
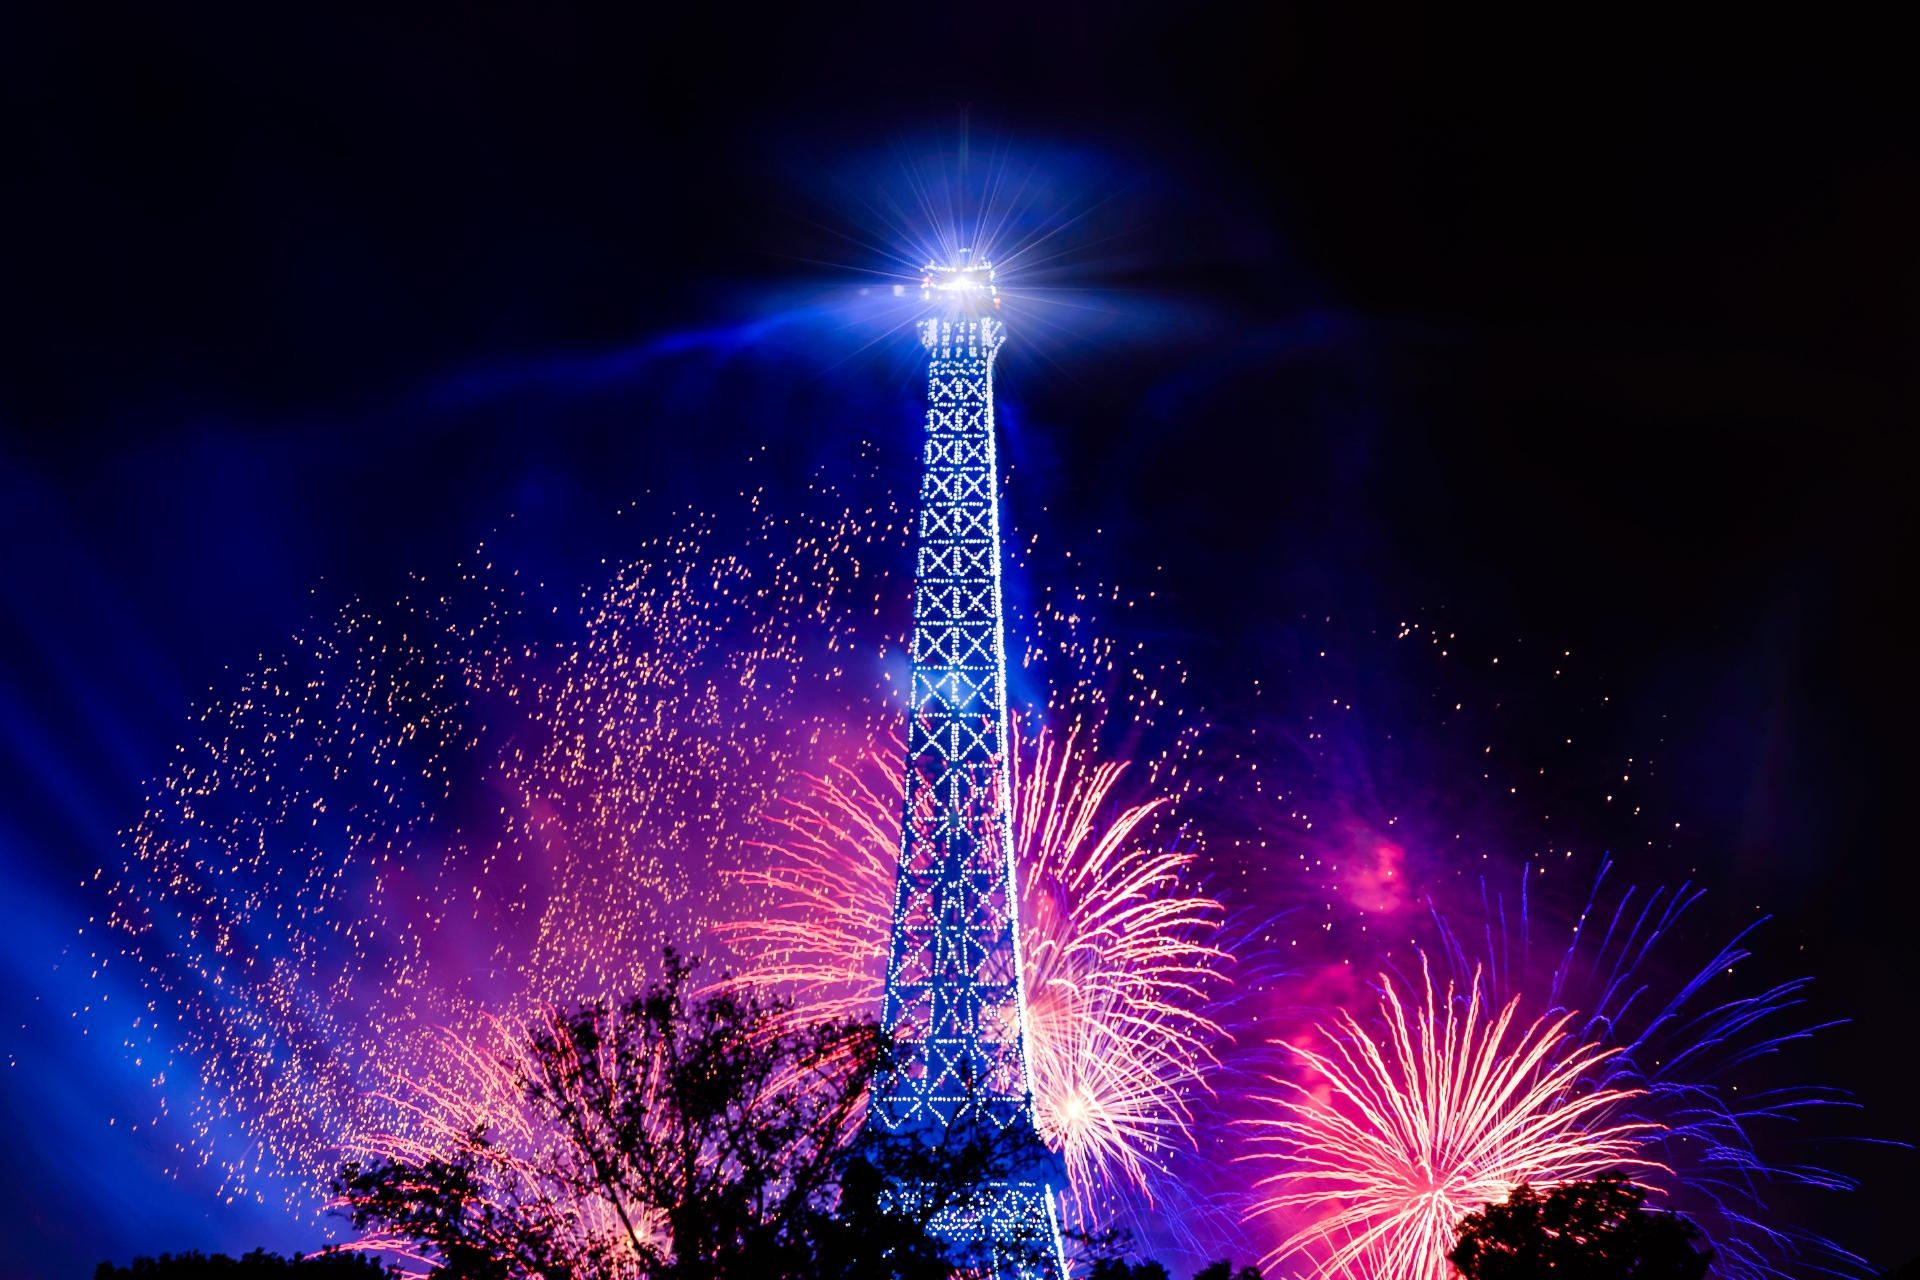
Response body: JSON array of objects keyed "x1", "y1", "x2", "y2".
[{"x1": 873, "y1": 258, "x2": 1066, "y2": 1278}]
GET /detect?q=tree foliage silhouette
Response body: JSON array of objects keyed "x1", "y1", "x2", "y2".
[
  {"x1": 1448, "y1": 1172, "x2": 1712, "y2": 1280},
  {"x1": 1087, "y1": 1260, "x2": 1260, "y2": 1280},
  {"x1": 1088, "y1": 1259, "x2": 1171, "y2": 1280},
  {"x1": 334, "y1": 950, "x2": 1057, "y2": 1279},
  {"x1": 1191, "y1": 1263, "x2": 1262, "y2": 1280}
]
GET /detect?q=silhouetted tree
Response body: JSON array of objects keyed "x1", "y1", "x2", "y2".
[
  {"x1": 334, "y1": 950, "x2": 1061, "y2": 1279},
  {"x1": 1088, "y1": 1258, "x2": 1259, "y2": 1280},
  {"x1": 1088, "y1": 1259, "x2": 1171, "y2": 1280},
  {"x1": 93, "y1": 1250, "x2": 393, "y2": 1279},
  {"x1": 1192, "y1": 1262, "x2": 1262, "y2": 1280},
  {"x1": 1449, "y1": 1172, "x2": 1712, "y2": 1280}
]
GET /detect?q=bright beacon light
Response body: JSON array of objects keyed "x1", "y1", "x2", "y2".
[{"x1": 921, "y1": 252, "x2": 1000, "y2": 310}]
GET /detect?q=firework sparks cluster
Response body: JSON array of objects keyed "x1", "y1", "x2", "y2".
[
  {"x1": 83, "y1": 474, "x2": 1867, "y2": 1278},
  {"x1": 88, "y1": 491, "x2": 903, "y2": 1203}
]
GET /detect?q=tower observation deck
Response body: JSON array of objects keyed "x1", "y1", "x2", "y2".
[{"x1": 872, "y1": 257, "x2": 1067, "y2": 1278}]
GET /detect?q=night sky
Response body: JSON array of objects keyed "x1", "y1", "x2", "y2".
[{"x1": 2, "y1": 6, "x2": 1914, "y2": 1277}]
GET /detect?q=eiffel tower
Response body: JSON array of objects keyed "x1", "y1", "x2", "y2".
[{"x1": 871, "y1": 255, "x2": 1067, "y2": 1278}]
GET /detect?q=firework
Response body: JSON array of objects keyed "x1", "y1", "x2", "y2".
[
  {"x1": 1420, "y1": 867, "x2": 1871, "y2": 1280},
  {"x1": 1241, "y1": 957, "x2": 1659, "y2": 1280},
  {"x1": 722, "y1": 713, "x2": 1230, "y2": 1211},
  {"x1": 1233, "y1": 852, "x2": 1869, "y2": 1280}
]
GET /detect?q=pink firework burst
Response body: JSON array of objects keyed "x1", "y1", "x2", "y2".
[{"x1": 1241, "y1": 959, "x2": 1662, "y2": 1280}]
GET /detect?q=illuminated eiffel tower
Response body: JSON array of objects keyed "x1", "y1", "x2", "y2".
[{"x1": 871, "y1": 255, "x2": 1067, "y2": 1278}]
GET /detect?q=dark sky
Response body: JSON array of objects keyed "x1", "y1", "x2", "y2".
[{"x1": 1, "y1": 5, "x2": 1914, "y2": 1277}]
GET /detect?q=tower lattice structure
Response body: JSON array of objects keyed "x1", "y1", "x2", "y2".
[{"x1": 873, "y1": 262, "x2": 1067, "y2": 1279}]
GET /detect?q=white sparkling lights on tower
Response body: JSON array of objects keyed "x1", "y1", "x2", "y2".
[{"x1": 872, "y1": 253, "x2": 1068, "y2": 1279}]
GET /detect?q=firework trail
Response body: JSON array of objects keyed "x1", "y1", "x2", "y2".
[
  {"x1": 1241, "y1": 958, "x2": 1659, "y2": 1280},
  {"x1": 721, "y1": 711, "x2": 1231, "y2": 1216}
]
